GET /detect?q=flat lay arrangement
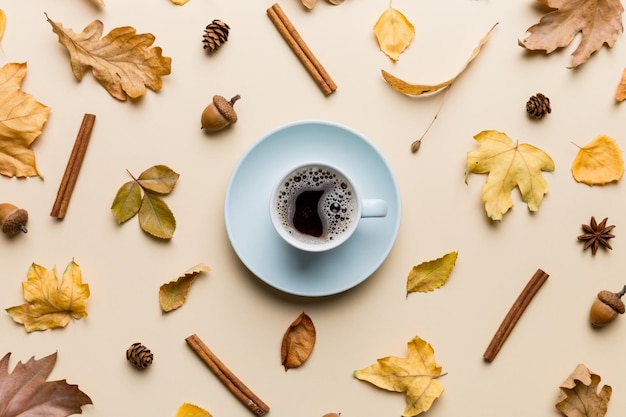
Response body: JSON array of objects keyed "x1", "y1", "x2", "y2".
[{"x1": 1, "y1": 0, "x2": 626, "y2": 416}]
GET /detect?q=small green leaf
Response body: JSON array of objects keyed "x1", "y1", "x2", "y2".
[
  {"x1": 111, "y1": 181, "x2": 141, "y2": 224},
  {"x1": 159, "y1": 263, "x2": 210, "y2": 313},
  {"x1": 137, "y1": 164, "x2": 179, "y2": 194},
  {"x1": 138, "y1": 191, "x2": 176, "y2": 239},
  {"x1": 407, "y1": 251, "x2": 458, "y2": 294}
]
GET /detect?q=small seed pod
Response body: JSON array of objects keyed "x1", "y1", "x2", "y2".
[
  {"x1": 0, "y1": 203, "x2": 28, "y2": 236},
  {"x1": 201, "y1": 94, "x2": 240, "y2": 132},
  {"x1": 126, "y1": 342, "x2": 154, "y2": 369},
  {"x1": 589, "y1": 285, "x2": 626, "y2": 327}
]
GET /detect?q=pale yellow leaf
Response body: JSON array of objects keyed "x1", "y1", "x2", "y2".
[
  {"x1": 175, "y1": 403, "x2": 212, "y2": 417},
  {"x1": 374, "y1": 7, "x2": 415, "y2": 61},
  {"x1": 159, "y1": 263, "x2": 210, "y2": 312},
  {"x1": 407, "y1": 251, "x2": 458, "y2": 294},
  {"x1": 572, "y1": 135, "x2": 624, "y2": 185}
]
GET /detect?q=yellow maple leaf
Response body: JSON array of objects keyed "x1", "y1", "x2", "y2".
[
  {"x1": 373, "y1": 6, "x2": 415, "y2": 61},
  {"x1": 6, "y1": 260, "x2": 90, "y2": 332},
  {"x1": 46, "y1": 15, "x2": 172, "y2": 101},
  {"x1": 354, "y1": 336, "x2": 445, "y2": 417},
  {"x1": 0, "y1": 62, "x2": 50, "y2": 178},
  {"x1": 465, "y1": 130, "x2": 555, "y2": 221},
  {"x1": 571, "y1": 134, "x2": 624, "y2": 185},
  {"x1": 555, "y1": 364, "x2": 611, "y2": 417},
  {"x1": 175, "y1": 403, "x2": 212, "y2": 417},
  {"x1": 407, "y1": 251, "x2": 458, "y2": 294}
]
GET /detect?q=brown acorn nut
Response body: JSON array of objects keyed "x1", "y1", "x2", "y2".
[
  {"x1": 589, "y1": 285, "x2": 626, "y2": 327},
  {"x1": 0, "y1": 203, "x2": 28, "y2": 236},
  {"x1": 201, "y1": 94, "x2": 240, "y2": 132}
]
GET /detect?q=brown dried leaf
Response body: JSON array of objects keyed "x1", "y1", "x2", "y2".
[
  {"x1": 159, "y1": 263, "x2": 210, "y2": 312},
  {"x1": 555, "y1": 364, "x2": 611, "y2": 417},
  {"x1": 281, "y1": 312, "x2": 316, "y2": 370},
  {"x1": 301, "y1": 0, "x2": 316, "y2": 9}
]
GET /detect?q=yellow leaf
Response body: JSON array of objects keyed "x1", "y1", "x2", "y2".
[
  {"x1": 465, "y1": 130, "x2": 555, "y2": 221},
  {"x1": 382, "y1": 23, "x2": 497, "y2": 95},
  {"x1": 6, "y1": 260, "x2": 90, "y2": 332},
  {"x1": 175, "y1": 403, "x2": 212, "y2": 417},
  {"x1": 139, "y1": 192, "x2": 176, "y2": 239},
  {"x1": 407, "y1": 251, "x2": 457, "y2": 294},
  {"x1": 374, "y1": 7, "x2": 415, "y2": 61},
  {"x1": 171, "y1": 0, "x2": 190, "y2": 4},
  {"x1": 555, "y1": 364, "x2": 611, "y2": 417},
  {"x1": 0, "y1": 62, "x2": 50, "y2": 178},
  {"x1": 46, "y1": 15, "x2": 172, "y2": 101},
  {"x1": 616, "y1": 67, "x2": 626, "y2": 101},
  {"x1": 159, "y1": 263, "x2": 210, "y2": 312},
  {"x1": 354, "y1": 336, "x2": 445, "y2": 417},
  {"x1": 0, "y1": 10, "x2": 6, "y2": 42},
  {"x1": 571, "y1": 135, "x2": 624, "y2": 185}
]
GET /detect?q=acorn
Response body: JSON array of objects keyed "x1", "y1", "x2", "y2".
[
  {"x1": 0, "y1": 203, "x2": 28, "y2": 236},
  {"x1": 201, "y1": 94, "x2": 240, "y2": 132},
  {"x1": 589, "y1": 285, "x2": 626, "y2": 327}
]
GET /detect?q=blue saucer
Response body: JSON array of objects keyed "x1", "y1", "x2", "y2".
[{"x1": 224, "y1": 120, "x2": 401, "y2": 297}]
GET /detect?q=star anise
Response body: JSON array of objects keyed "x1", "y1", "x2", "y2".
[{"x1": 578, "y1": 216, "x2": 615, "y2": 255}]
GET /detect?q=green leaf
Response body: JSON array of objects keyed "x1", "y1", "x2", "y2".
[
  {"x1": 407, "y1": 251, "x2": 458, "y2": 294},
  {"x1": 137, "y1": 164, "x2": 179, "y2": 194},
  {"x1": 111, "y1": 181, "x2": 141, "y2": 224},
  {"x1": 138, "y1": 191, "x2": 176, "y2": 239},
  {"x1": 159, "y1": 263, "x2": 210, "y2": 313}
]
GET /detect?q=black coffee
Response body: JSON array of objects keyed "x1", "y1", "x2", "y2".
[{"x1": 293, "y1": 190, "x2": 324, "y2": 237}]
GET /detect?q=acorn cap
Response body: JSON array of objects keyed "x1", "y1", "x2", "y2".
[
  {"x1": 213, "y1": 95, "x2": 240, "y2": 124},
  {"x1": 1, "y1": 208, "x2": 28, "y2": 236},
  {"x1": 597, "y1": 290, "x2": 626, "y2": 314}
]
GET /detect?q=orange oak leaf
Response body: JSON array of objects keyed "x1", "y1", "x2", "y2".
[
  {"x1": 519, "y1": 0, "x2": 624, "y2": 68},
  {"x1": 281, "y1": 312, "x2": 316, "y2": 370},
  {"x1": 555, "y1": 364, "x2": 611, "y2": 417}
]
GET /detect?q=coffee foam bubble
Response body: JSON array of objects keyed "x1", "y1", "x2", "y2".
[{"x1": 275, "y1": 166, "x2": 357, "y2": 244}]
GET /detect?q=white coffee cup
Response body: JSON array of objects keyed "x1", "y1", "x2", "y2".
[{"x1": 269, "y1": 162, "x2": 387, "y2": 252}]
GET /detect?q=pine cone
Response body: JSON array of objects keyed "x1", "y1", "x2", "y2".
[
  {"x1": 526, "y1": 93, "x2": 551, "y2": 118},
  {"x1": 203, "y1": 19, "x2": 230, "y2": 52},
  {"x1": 126, "y1": 342, "x2": 153, "y2": 369}
]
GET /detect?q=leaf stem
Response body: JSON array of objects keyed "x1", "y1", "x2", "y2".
[{"x1": 410, "y1": 85, "x2": 452, "y2": 153}]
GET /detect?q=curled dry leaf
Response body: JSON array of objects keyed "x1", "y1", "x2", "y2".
[
  {"x1": 176, "y1": 403, "x2": 212, "y2": 417},
  {"x1": 281, "y1": 312, "x2": 316, "y2": 370},
  {"x1": 373, "y1": 6, "x2": 415, "y2": 61},
  {"x1": 407, "y1": 251, "x2": 458, "y2": 294},
  {"x1": 0, "y1": 352, "x2": 92, "y2": 416},
  {"x1": 555, "y1": 364, "x2": 611, "y2": 417},
  {"x1": 46, "y1": 15, "x2": 172, "y2": 101},
  {"x1": 571, "y1": 135, "x2": 624, "y2": 185},
  {"x1": 159, "y1": 263, "x2": 210, "y2": 312}
]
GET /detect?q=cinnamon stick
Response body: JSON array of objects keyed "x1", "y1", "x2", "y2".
[
  {"x1": 185, "y1": 334, "x2": 270, "y2": 416},
  {"x1": 50, "y1": 113, "x2": 96, "y2": 219},
  {"x1": 483, "y1": 268, "x2": 549, "y2": 362},
  {"x1": 267, "y1": 3, "x2": 337, "y2": 96}
]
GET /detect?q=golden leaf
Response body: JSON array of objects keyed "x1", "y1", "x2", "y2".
[
  {"x1": 46, "y1": 15, "x2": 172, "y2": 101},
  {"x1": 519, "y1": 0, "x2": 623, "y2": 68},
  {"x1": 6, "y1": 260, "x2": 90, "y2": 332},
  {"x1": 571, "y1": 135, "x2": 624, "y2": 185},
  {"x1": 171, "y1": 0, "x2": 191, "y2": 4},
  {"x1": 407, "y1": 251, "x2": 458, "y2": 294},
  {"x1": 555, "y1": 364, "x2": 611, "y2": 417},
  {"x1": 382, "y1": 23, "x2": 497, "y2": 95},
  {"x1": 616, "y1": 68, "x2": 626, "y2": 101},
  {"x1": 281, "y1": 312, "x2": 316, "y2": 370},
  {"x1": 159, "y1": 263, "x2": 210, "y2": 313},
  {"x1": 0, "y1": 10, "x2": 6, "y2": 42},
  {"x1": 175, "y1": 403, "x2": 212, "y2": 417},
  {"x1": 0, "y1": 62, "x2": 50, "y2": 178},
  {"x1": 465, "y1": 130, "x2": 555, "y2": 221},
  {"x1": 374, "y1": 7, "x2": 415, "y2": 61},
  {"x1": 354, "y1": 336, "x2": 445, "y2": 417}
]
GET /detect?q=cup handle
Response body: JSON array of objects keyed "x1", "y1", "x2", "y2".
[{"x1": 361, "y1": 199, "x2": 387, "y2": 218}]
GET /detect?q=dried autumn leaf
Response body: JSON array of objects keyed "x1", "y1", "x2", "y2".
[
  {"x1": 374, "y1": 7, "x2": 415, "y2": 61},
  {"x1": 139, "y1": 191, "x2": 176, "y2": 239},
  {"x1": 0, "y1": 10, "x2": 6, "y2": 42},
  {"x1": 281, "y1": 312, "x2": 316, "y2": 370},
  {"x1": 0, "y1": 352, "x2": 92, "y2": 416},
  {"x1": 519, "y1": 0, "x2": 624, "y2": 68},
  {"x1": 111, "y1": 181, "x2": 141, "y2": 223},
  {"x1": 465, "y1": 130, "x2": 555, "y2": 221},
  {"x1": 571, "y1": 134, "x2": 624, "y2": 185},
  {"x1": 354, "y1": 335, "x2": 445, "y2": 417},
  {"x1": 171, "y1": 0, "x2": 190, "y2": 5},
  {"x1": 407, "y1": 251, "x2": 458, "y2": 294},
  {"x1": 6, "y1": 260, "x2": 90, "y2": 332},
  {"x1": 159, "y1": 263, "x2": 210, "y2": 312},
  {"x1": 555, "y1": 364, "x2": 611, "y2": 417},
  {"x1": 175, "y1": 403, "x2": 212, "y2": 417},
  {"x1": 137, "y1": 164, "x2": 180, "y2": 194},
  {"x1": 301, "y1": 0, "x2": 316, "y2": 9},
  {"x1": 382, "y1": 23, "x2": 497, "y2": 96},
  {"x1": 0, "y1": 62, "x2": 50, "y2": 178},
  {"x1": 46, "y1": 15, "x2": 172, "y2": 101},
  {"x1": 616, "y1": 69, "x2": 626, "y2": 101}
]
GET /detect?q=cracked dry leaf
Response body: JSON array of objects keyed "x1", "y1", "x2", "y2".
[
  {"x1": 354, "y1": 336, "x2": 444, "y2": 417},
  {"x1": 6, "y1": 260, "x2": 90, "y2": 332},
  {"x1": 374, "y1": 6, "x2": 415, "y2": 61},
  {"x1": 572, "y1": 135, "x2": 624, "y2": 185},
  {"x1": 159, "y1": 263, "x2": 210, "y2": 313},
  {"x1": 281, "y1": 312, "x2": 316, "y2": 370},
  {"x1": 46, "y1": 15, "x2": 172, "y2": 101},
  {"x1": 0, "y1": 352, "x2": 92, "y2": 416},
  {"x1": 175, "y1": 403, "x2": 212, "y2": 417},
  {"x1": 555, "y1": 364, "x2": 611, "y2": 417},
  {"x1": 465, "y1": 130, "x2": 555, "y2": 221},
  {"x1": 407, "y1": 251, "x2": 457, "y2": 294},
  {"x1": 0, "y1": 62, "x2": 50, "y2": 178},
  {"x1": 519, "y1": 0, "x2": 624, "y2": 68}
]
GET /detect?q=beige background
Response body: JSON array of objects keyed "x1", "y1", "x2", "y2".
[{"x1": 2, "y1": 0, "x2": 626, "y2": 416}]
